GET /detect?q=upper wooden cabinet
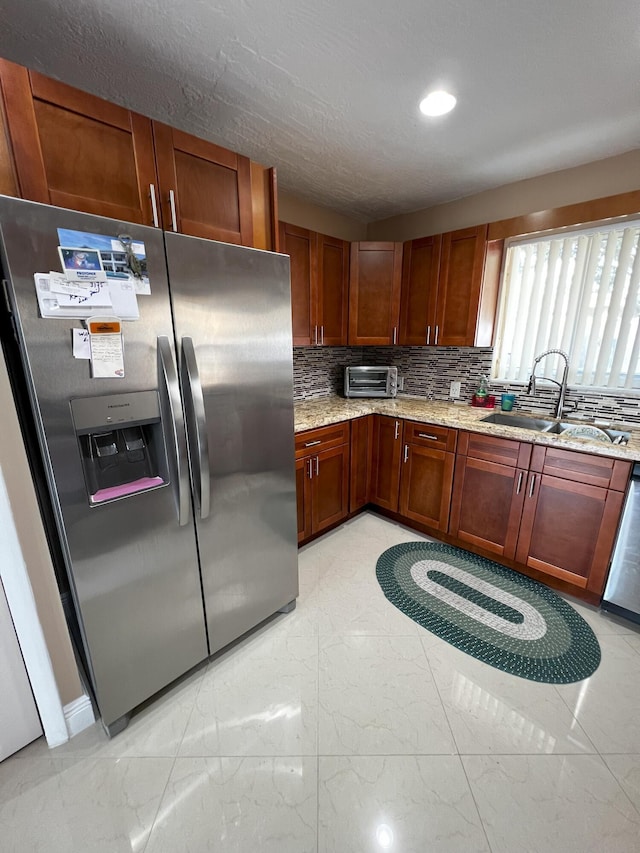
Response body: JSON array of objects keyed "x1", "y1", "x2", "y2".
[
  {"x1": 399, "y1": 234, "x2": 441, "y2": 345},
  {"x1": 153, "y1": 122, "x2": 253, "y2": 244},
  {"x1": 349, "y1": 242, "x2": 403, "y2": 345},
  {"x1": 0, "y1": 62, "x2": 158, "y2": 225},
  {"x1": 400, "y1": 225, "x2": 502, "y2": 347},
  {"x1": 0, "y1": 59, "x2": 277, "y2": 249},
  {"x1": 279, "y1": 222, "x2": 349, "y2": 347},
  {"x1": 317, "y1": 232, "x2": 349, "y2": 346}
]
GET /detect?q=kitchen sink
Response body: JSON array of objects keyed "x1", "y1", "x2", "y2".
[
  {"x1": 479, "y1": 412, "x2": 630, "y2": 444},
  {"x1": 479, "y1": 413, "x2": 555, "y2": 431},
  {"x1": 545, "y1": 422, "x2": 630, "y2": 444}
]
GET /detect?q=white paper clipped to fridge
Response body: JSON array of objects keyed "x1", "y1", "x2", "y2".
[{"x1": 34, "y1": 273, "x2": 139, "y2": 320}]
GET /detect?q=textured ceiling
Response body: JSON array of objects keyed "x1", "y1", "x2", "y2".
[{"x1": 0, "y1": 0, "x2": 639, "y2": 221}]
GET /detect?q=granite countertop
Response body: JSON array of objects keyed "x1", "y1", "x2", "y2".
[{"x1": 293, "y1": 395, "x2": 640, "y2": 462}]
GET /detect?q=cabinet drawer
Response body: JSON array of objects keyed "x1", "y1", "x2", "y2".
[
  {"x1": 530, "y1": 445, "x2": 632, "y2": 491},
  {"x1": 295, "y1": 421, "x2": 350, "y2": 458},
  {"x1": 404, "y1": 421, "x2": 456, "y2": 452},
  {"x1": 459, "y1": 431, "x2": 531, "y2": 468}
]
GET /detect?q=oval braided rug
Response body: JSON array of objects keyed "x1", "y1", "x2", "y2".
[{"x1": 376, "y1": 541, "x2": 600, "y2": 683}]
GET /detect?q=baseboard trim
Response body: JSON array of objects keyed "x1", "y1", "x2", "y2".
[{"x1": 63, "y1": 694, "x2": 95, "y2": 738}]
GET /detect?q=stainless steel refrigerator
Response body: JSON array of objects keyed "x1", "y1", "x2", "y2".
[{"x1": 0, "y1": 196, "x2": 298, "y2": 735}]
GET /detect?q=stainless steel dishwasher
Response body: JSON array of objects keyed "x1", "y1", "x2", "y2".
[{"x1": 602, "y1": 463, "x2": 640, "y2": 624}]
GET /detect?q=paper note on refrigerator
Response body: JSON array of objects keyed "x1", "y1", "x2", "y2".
[
  {"x1": 87, "y1": 317, "x2": 125, "y2": 378},
  {"x1": 34, "y1": 273, "x2": 138, "y2": 319},
  {"x1": 72, "y1": 328, "x2": 91, "y2": 359}
]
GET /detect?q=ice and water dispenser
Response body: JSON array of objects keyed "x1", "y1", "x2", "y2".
[{"x1": 71, "y1": 391, "x2": 168, "y2": 504}]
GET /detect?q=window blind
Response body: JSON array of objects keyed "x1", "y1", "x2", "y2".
[{"x1": 492, "y1": 222, "x2": 640, "y2": 390}]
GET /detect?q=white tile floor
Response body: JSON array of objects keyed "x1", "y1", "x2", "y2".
[{"x1": 3, "y1": 511, "x2": 640, "y2": 852}]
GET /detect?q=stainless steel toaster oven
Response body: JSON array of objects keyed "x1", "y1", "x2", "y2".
[{"x1": 344, "y1": 366, "x2": 398, "y2": 398}]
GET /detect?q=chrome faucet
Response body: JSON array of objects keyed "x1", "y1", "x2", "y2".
[{"x1": 526, "y1": 349, "x2": 570, "y2": 419}]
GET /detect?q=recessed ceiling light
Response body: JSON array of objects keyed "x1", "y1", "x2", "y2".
[{"x1": 419, "y1": 90, "x2": 457, "y2": 117}]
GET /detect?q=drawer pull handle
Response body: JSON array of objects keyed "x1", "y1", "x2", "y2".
[
  {"x1": 418, "y1": 433, "x2": 439, "y2": 441},
  {"x1": 394, "y1": 420, "x2": 400, "y2": 440},
  {"x1": 304, "y1": 439, "x2": 321, "y2": 447},
  {"x1": 516, "y1": 471, "x2": 523, "y2": 494}
]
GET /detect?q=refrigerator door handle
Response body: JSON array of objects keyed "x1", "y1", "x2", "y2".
[
  {"x1": 181, "y1": 336, "x2": 211, "y2": 520},
  {"x1": 157, "y1": 336, "x2": 190, "y2": 526}
]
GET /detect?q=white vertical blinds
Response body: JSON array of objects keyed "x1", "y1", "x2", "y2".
[{"x1": 492, "y1": 222, "x2": 640, "y2": 390}]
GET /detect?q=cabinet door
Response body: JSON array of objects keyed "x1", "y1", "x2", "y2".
[
  {"x1": 436, "y1": 225, "x2": 488, "y2": 346},
  {"x1": 349, "y1": 242, "x2": 403, "y2": 345},
  {"x1": 0, "y1": 74, "x2": 18, "y2": 198},
  {"x1": 399, "y1": 234, "x2": 442, "y2": 345},
  {"x1": 296, "y1": 457, "x2": 312, "y2": 543},
  {"x1": 449, "y1": 455, "x2": 526, "y2": 559},
  {"x1": 350, "y1": 415, "x2": 373, "y2": 512},
  {"x1": 399, "y1": 444, "x2": 454, "y2": 531},
  {"x1": 279, "y1": 222, "x2": 317, "y2": 346},
  {"x1": 515, "y1": 473, "x2": 625, "y2": 594},
  {"x1": 0, "y1": 61, "x2": 158, "y2": 224},
  {"x1": 371, "y1": 415, "x2": 403, "y2": 511},
  {"x1": 153, "y1": 121, "x2": 253, "y2": 244},
  {"x1": 250, "y1": 163, "x2": 279, "y2": 252},
  {"x1": 317, "y1": 232, "x2": 349, "y2": 345},
  {"x1": 311, "y1": 444, "x2": 350, "y2": 534}
]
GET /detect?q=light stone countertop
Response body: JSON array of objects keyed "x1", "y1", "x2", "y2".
[{"x1": 293, "y1": 395, "x2": 640, "y2": 463}]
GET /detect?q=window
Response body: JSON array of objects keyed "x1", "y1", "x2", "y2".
[{"x1": 492, "y1": 220, "x2": 640, "y2": 391}]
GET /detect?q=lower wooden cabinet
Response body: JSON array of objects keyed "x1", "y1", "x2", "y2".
[
  {"x1": 350, "y1": 415, "x2": 374, "y2": 512},
  {"x1": 294, "y1": 417, "x2": 631, "y2": 601},
  {"x1": 371, "y1": 415, "x2": 403, "y2": 511},
  {"x1": 514, "y1": 446, "x2": 629, "y2": 595},
  {"x1": 399, "y1": 423, "x2": 456, "y2": 532},
  {"x1": 450, "y1": 432, "x2": 631, "y2": 597},
  {"x1": 295, "y1": 423, "x2": 350, "y2": 542}
]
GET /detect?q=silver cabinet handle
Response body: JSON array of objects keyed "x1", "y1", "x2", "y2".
[
  {"x1": 403, "y1": 444, "x2": 409, "y2": 463},
  {"x1": 314, "y1": 325, "x2": 318, "y2": 346},
  {"x1": 304, "y1": 439, "x2": 321, "y2": 447},
  {"x1": 181, "y1": 337, "x2": 211, "y2": 520},
  {"x1": 315, "y1": 455, "x2": 320, "y2": 476},
  {"x1": 169, "y1": 189, "x2": 178, "y2": 232},
  {"x1": 434, "y1": 325, "x2": 439, "y2": 345},
  {"x1": 320, "y1": 325, "x2": 324, "y2": 345},
  {"x1": 528, "y1": 474, "x2": 536, "y2": 498},
  {"x1": 307, "y1": 458, "x2": 313, "y2": 479},
  {"x1": 394, "y1": 420, "x2": 399, "y2": 440},
  {"x1": 418, "y1": 433, "x2": 438, "y2": 441},
  {"x1": 149, "y1": 183, "x2": 159, "y2": 227},
  {"x1": 516, "y1": 471, "x2": 524, "y2": 494},
  {"x1": 393, "y1": 326, "x2": 398, "y2": 345},
  {"x1": 157, "y1": 336, "x2": 190, "y2": 526},
  {"x1": 426, "y1": 325, "x2": 431, "y2": 345}
]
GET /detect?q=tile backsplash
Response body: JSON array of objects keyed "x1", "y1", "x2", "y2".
[{"x1": 293, "y1": 346, "x2": 640, "y2": 425}]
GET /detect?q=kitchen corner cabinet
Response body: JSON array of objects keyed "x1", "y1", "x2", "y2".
[
  {"x1": 399, "y1": 422, "x2": 456, "y2": 531},
  {"x1": 0, "y1": 59, "x2": 277, "y2": 249},
  {"x1": 295, "y1": 422, "x2": 350, "y2": 542},
  {"x1": 400, "y1": 226, "x2": 502, "y2": 347},
  {"x1": 349, "y1": 242, "x2": 403, "y2": 345},
  {"x1": 279, "y1": 223, "x2": 349, "y2": 347},
  {"x1": 370, "y1": 415, "x2": 403, "y2": 510},
  {"x1": 450, "y1": 432, "x2": 631, "y2": 597},
  {"x1": 350, "y1": 415, "x2": 374, "y2": 512}
]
